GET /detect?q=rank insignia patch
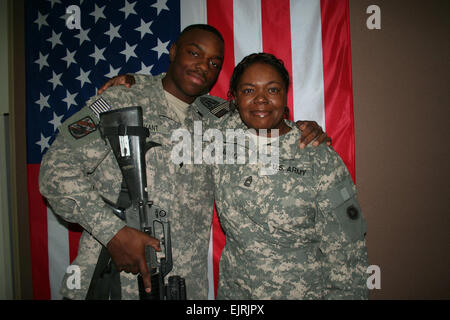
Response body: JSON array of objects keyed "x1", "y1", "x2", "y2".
[{"x1": 68, "y1": 116, "x2": 97, "y2": 139}]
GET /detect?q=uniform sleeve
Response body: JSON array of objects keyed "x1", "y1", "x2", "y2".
[
  {"x1": 132, "y1": 74, "x2": 153, "y2": 85},
  {"x1": 39, "y1": 106, "x2": 126, "y2": 247},
  {"x1": 314, "y1": 146, "x2": 369, "y2": 299}
]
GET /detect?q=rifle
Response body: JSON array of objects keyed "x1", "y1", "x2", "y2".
[{"x1": 98, "y1": 106, "x2": 186, "y2": 300}]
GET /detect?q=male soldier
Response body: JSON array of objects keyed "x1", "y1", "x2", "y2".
[{"x1": 39, "y1": 24, "x2": 329, "y2": 300}]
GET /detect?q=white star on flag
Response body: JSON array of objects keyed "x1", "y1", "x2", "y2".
[
  {"x1": 62, "y1": 90, "x2": 78, "y2": 109},
  {"x1": 135, "y1": 19, "x2": 153, "y2": 39},
  {"x1": 75, "y1": 27, "x2": 91, "y2": 46},
  {"x1": 152, "y1": 0, "x2": 169, "y2": 16},
  {"x1": 120, "y1": 42, "x2": 138, "y2": 62},
  {"x1": 48, "y1": 112, "x2": 64, "y2": 131},
  {"x1": 105, "y1": 65, "x2": 122, "y2": 78},
  {"x1": 137, "y1": 62, "x2": 153, "y2": 75},
  {"x1": 90, "y1": 45, "x2": 106, "y2": 64},
  {"x1": 36, "y1": 133, "x2": 51, "y2": 153},
  {"x1": 48, "y1": 71, "x2": 63, "y2": 90},
  {"x1": 34, "y1": 12, "x2": 49, "y2": 31},
  {"x1": 120, "y1": 0, "x2": 137, "y2": 19},
  {"x1": 90, "y1": 4, "x2": 106, "y2": 23},
  {"x1": 35, "y1": 93, "x2": 50, "y2": 111},
  {"x1": 76, "y1": 68, "x2": 92, "y2": 87},
  {"x1": 61, "y1": 49, "x2": 77, "y2": 68},
  {"x1": 47, "y1": 30, "x2": 63, "y2": 49},
  {"x1": 105, "y1": 23, "x2": 121, "y2": 43},
  {"x1": 152, "y1": 38, "x2": 170, "y2": 59},
  {"x1": 34, "y1": 52, "x2": 49, "y2": 71}
]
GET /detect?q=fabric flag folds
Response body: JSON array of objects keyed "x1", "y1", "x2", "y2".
[{"x1": 25, "y1": 0, "x2": 355, "y2": 299}]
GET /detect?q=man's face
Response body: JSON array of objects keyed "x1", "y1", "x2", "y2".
[
  {"x1": 164, "y1": 29, "x2": 224, "y2": 103},
  {"x1": 234, "y1": 62, "x2": 288, "y2": 134}
]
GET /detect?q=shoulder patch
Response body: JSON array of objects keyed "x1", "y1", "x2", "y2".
[
  {"x1": 68, "y1": 116, "x2": 97, "y2": 139},
  {"x1": 193, "y1": 95, "x2": 232, "y2": 120}
]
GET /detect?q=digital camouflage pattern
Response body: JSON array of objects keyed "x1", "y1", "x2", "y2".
[
  {"x1": 210, "y1": 112, "x2": 369, "y2": 300},
  {"x1": 39, "y1": 74, "x2": 215, "y2": 299}
]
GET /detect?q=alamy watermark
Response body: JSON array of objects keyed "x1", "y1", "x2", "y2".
[
  {"x1": 366, "y1": 265, "x2": 381, "y2": 289},
  {"x1": 66, "y1": 5, "x2": 81, "y2": 30},
  {"x1": 170, "y1": 121, "x2": 280, "y2": 175},
  {"x1": 366, "y1": 5, "x2": 381, "y2": 30},
  {"x1": 66, "y1": 265, "x2": 81, "y2": 290}
]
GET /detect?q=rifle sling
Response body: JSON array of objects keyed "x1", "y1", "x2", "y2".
[{"x1": 85, "y1": 246, "x2": 121, "y2": 300}]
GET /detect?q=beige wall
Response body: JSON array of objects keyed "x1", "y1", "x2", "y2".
[{"x1": 350, "y1": 0, "x2": 450, "y2": 299}]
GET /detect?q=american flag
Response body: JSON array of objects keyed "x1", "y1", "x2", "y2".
[{"x1": 26, "y1": 0, "x2": 355, "y2": 299}]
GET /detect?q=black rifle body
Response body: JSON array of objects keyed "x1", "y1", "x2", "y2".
[{"x1": 99, "y1": 106, "x2": 185, "y2": 300}]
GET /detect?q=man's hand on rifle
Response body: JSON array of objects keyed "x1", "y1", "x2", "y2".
[{"x1": 107, "y1": 226, "x2": 160, "y2": 293}]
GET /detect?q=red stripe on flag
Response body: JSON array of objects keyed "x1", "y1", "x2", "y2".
[
  {"x1": 320, "y1": 0, "x2": 356, "y2": 180},
  {"x1": 206, "y1": 0, "x2": 234, "y2": 298},
  {"x1": 261, "y1": 0, "x2": 294, "y2": 120},
  {"x1": 207, "y1": 0, "x2": 234, "y2": 100},
  {"x1": 27, "y1": 164, "x2": 51, "y2": 300}
]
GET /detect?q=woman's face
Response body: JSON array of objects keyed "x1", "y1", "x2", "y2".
[{"x1": 234, "y1": 62, "x2": 289, "y2": 136}]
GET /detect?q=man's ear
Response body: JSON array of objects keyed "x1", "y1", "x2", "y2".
[{"x1": 169, "y1": 43, "x2": 177, "y2": 62}]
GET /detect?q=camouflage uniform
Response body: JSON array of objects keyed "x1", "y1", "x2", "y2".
[
  {"x1": 39, "y1": 74, "x2": 214, "y2": 299},
  {"x1": 210, "y1": 112, "x2": 369, "y2": 300}
]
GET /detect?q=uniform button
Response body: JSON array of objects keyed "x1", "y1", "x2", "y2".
[{"x1": 347, "y1": 205, "x2": 359, "y2": 220}]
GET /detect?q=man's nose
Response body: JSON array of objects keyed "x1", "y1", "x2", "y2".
[{"x1": 196, "y1": 58, "x2": 209, "y2": 73}]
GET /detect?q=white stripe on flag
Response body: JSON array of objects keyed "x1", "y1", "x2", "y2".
[
  {"x1": 289, "y1": 0, "x2": 326, "y2": 129},
  {"x1": 233, "y1": 0, "x2": 263, "y2": 64},
  {"x1": 47, "y1": 207, "x2": 70, "y2": 300},
  {"x1": 180, "y1": 0, "x2": 207, "y2": 30}
]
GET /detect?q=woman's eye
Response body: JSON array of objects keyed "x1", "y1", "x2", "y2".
[
  {"x1": 268, "y1": 87, "x2": 281, "y2": 94},
  {"x1": 242, "y1": 88, "x2": 253, "y2": 94}
]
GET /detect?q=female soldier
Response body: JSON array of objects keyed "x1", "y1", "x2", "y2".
[{"x1": 212, "y1": 53, "x2": 369, "y2": 299}]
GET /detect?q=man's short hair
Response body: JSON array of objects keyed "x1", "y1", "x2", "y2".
[{"x1": 178, "y1": 24, "x2": 225, "y2": 44}]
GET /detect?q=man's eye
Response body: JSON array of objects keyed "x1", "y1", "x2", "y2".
[
  {"x1": 189, "y1": 51, "x2": 199, "y2": 57},
  {"x1": 209, "y1": 60, "x2": 220, "y2": 69}
]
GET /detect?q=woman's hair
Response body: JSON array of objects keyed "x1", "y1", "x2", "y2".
[{"x1": 228, "y1": 53, "x2": 290, "y2": 99}]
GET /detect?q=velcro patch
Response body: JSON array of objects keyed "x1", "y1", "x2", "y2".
[
  {"x1": 199, "y1": 96, "x2": 229, "y2": 118},
  {"x1": 68, "y1": 116, "x2": 97, "y2": 139}
]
